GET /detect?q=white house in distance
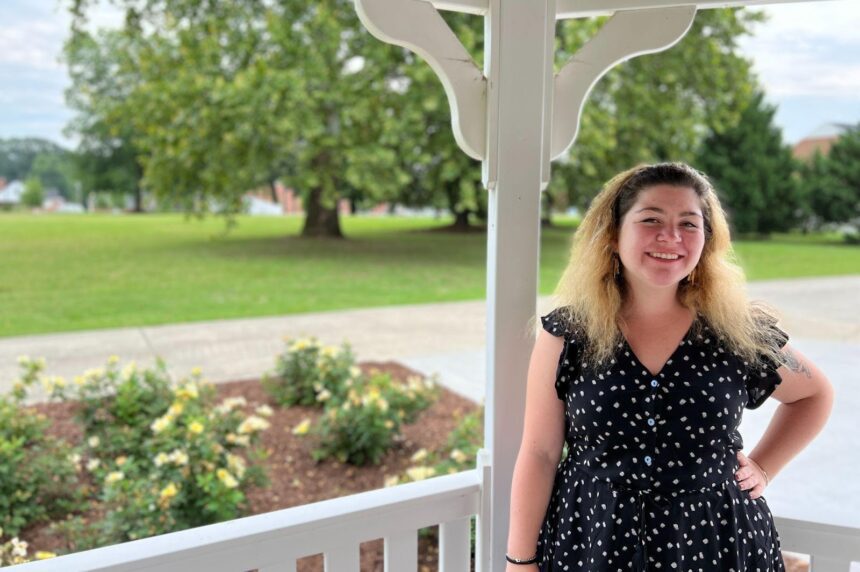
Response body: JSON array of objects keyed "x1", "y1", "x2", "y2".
[{"x1": 0, "y1": 179, "x2": 24, "y2": 208}]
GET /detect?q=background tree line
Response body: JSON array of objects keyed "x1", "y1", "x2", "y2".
[{"x1": 2, "y1": 1, "x2": 856, "y2": 238}]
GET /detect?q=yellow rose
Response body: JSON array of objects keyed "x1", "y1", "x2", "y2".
[
  {"x1": 384, "y1": 475, "x2": 400, "y2": 488},
  {"x1": 291, "y1": 418, "x2": 311, "y2": 436},
  {"x1": 159, "y1": 483, "x2": 179, "y2": 504},
  {"x1": 105, "y1": 471, "x2": 124, "y2": 484},
  {"x1": 151, "y1": 416, "x2": 171, "y2": 434},
  {"x1": 405, "y1": 466, "x2": 436, "y2": 482},
  {"x1": 449, "y1": 449, "x2": 468, "y2": 464},
  {"x1": 216, "y1": 468, "x2": 239, "y2": 488},
  {"x1": 188, "y1": 421, "x2": 205, "y2": 435}
]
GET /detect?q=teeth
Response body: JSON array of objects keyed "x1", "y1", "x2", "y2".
[{"x1": 649, "y1": 252, "x2": 680, "y2": 260}]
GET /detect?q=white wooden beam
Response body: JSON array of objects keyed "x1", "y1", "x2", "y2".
[
  {"x1": 430, "y1": 0, "x2": 489, "y2": 15},
  {"x1": 428, "y1": 0, "x2": 838, "y2": 18},
  {"x1": 551, "y1": 6, "x2": 697, "y2": 159},
  {"x1": 355, "y1": 0, "x2": 487, "y2": 160},
  {"x1": 557, "y1": 0, "x2": 838, "y2": 19}
]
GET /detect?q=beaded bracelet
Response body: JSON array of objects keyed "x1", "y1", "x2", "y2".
[{"x1": 506, "y1": 553, "x2": 538, "y2": 565}]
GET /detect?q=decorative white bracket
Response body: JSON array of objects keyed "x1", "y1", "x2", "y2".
[
  {"x1": 550, "y1": 6, "x2": 697, "y2": 159},
  {"x1": 355, "y1": 0, "x2": 487, "y2": 160}
]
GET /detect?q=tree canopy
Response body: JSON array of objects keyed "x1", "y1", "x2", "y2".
[
  {"x1": 696, "y1": 90, "x2": 802, "y2": 235},
  {"x1": 65, "y1": 2, "x2": 765, "y2": 235}
]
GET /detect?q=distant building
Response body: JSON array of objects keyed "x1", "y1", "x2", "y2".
[
  {"x1": 792, "y1": 123, "x2": 852, "y2": 161},
  {"x1": 0, "y1": 180, "x2": 24, "y2": 207},
  {"x1": 245, "y1": 183, "x2": 350, "y2": 216}
]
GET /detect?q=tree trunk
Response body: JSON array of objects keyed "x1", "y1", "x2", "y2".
[
  {"x1": 451, "y1": 209, "x2": 471, "y2": 229},
  {"x1": 301, "y1": 186, "x2": 343, "y2": 238},
  {"x1": 540, "y1": 191, "x2": 553, "y2": 228},
  {"x1": 269, "y1": 180, "x2": 279, "y2": 204},
  {"x1": 132, "y1": 185, "x2": 143, "y2": 213}
]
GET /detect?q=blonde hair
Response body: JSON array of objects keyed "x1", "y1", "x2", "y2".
[{"x1": 551, "y1": 162, "x2": 782, "y2": 366}]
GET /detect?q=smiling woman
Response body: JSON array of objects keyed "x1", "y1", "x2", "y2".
[{"x1": 506, "y1": 162, "x2": 835, "y2": 572}]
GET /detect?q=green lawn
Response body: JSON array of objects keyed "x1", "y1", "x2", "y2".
[{"x1": 1, "y1": 213, "x2": 858, "y2": 337}]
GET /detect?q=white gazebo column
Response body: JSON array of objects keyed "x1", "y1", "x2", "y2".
[{"x1": 481, "y1": 2, "x2": 556, "y2": 572}]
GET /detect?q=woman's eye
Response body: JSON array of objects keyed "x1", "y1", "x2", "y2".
[{"x1": 682, "y1": 222, "x2": 699, "y2": 229}]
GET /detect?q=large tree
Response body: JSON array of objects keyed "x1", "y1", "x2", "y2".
[
  {"x1": 68, "y1": 0, "x2": 413, "y2": 237},
  {"x1": 398, "y1": 8, "x2": 765, "y2": 227},
  {"x1": 825, "y1": 124, "x2": 860, "y2": 225},
  {"x1": 696, "y1": 90, "x2": 802, "y2": 235},
  {"x1": 0, "y1": 138, "x2": 67, "y2": 182},
  {"x1": 557, "y1": 9, "x2": 763, "y2": 212},
  {"x1": 799, "y1": 123, "x2": 860, "y2": 229},
  {"x1": 64, "y1": 31, "x2": 145, "y2": 211}
]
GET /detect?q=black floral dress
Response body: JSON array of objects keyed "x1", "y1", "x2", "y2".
[{"x1": 536, "y1": 308, "x2": 789, "y2": 571}]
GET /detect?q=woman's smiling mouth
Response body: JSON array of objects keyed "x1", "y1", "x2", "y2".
[{"x1": 647, "y1": 252, "x2": 683, "y2": 260}]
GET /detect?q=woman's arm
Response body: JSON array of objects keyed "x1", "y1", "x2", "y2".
[
  {"x1": 736, "y1": 343, "x2": 835, "y2": 499},
  {"x1": 506, "y1": 330, "x2": 567, "y2": 564}
]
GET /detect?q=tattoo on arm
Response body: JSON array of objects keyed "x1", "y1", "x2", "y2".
[{"x1": 780, "y1": 348, "x2": 812, "y2": 378}]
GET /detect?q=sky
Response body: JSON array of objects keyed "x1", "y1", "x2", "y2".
[{"x1": 0, "y1": 0, "x2": 858, "y2": 149}]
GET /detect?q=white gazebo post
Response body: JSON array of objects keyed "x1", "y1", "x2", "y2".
[{"x1": 354, "y1": 1, "x2": 833, "y2": 571}]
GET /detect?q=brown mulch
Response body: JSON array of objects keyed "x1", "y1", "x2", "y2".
[
  {"x1": 21, "y1": 361, "x2": 481, "y2": 571},
  {"x1": 18, "y1": 362, "x2": 809, "y2": 571}
]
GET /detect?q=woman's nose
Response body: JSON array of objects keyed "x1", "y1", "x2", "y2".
[{"x1": 657, "y1": 226, "x2": 681, "y2": 241}]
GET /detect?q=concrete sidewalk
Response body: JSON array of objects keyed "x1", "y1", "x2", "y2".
[
  {"x1": 1, "y1": 275, "x2": 858, "y2": 403},
  {"x1": 0, "y1": 274, "x2": 858, "y2": 527}
]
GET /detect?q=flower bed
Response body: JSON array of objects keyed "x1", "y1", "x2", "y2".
[{"x1": 8, "y1": 360, "x2": 483, "y2": 571}]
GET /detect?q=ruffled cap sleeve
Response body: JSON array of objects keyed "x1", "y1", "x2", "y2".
[
  {"x1": 745, "y1": 315, "x2": 790, "y2": 409},
  {"x1": 539, "y1": 307, "x2": 579, "y2": 401}
]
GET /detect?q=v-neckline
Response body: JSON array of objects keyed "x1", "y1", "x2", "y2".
[{"x1": 620, "y1": 315, "x2": 697, "y2": 378}]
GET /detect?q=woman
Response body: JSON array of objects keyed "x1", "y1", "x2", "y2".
[{"x1": 505, "y1": 163, "x2": 834, "y2": 571}]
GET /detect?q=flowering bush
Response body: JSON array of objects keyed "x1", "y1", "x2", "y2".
[
  {"x1": 0, "y1": 358, "x2": 83, "y2": 538},
  {"x1": 384, "y1": 406, "x2": 483, "y2": 488},
  {"x1": 298, "y1": 370, "x2": 440, "y2": 466},
  {"x1": 262, "y1": 337, "x2": 359, "y2": 407},
  {"x1": 0, "y1": 531, "x2": 57, "y2": 567},
  {"x1": 44, "y1": 358, "x2": 270, "y2": 545}
]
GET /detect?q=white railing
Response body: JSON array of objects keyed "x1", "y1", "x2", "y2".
[
  {"x1": 775, "y1": 517, "x2": 860, "y2": 572},
  {"x1": 11, "y1": 451, "x2": 492, "y2": 572},
  {"x1": 10, "y1": 453, "x2": 860, "y2": 572}
]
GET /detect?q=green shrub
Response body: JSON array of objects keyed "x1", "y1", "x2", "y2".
[
  {"x1": 45, "y1": 359, "x2": 270, "y2": 546},
  {"x1": 385, "y1": 405, "x2": 483, "y2": 488},
  {"x1": 296, "y1": 371, "x2": 439, "y2": 466},
  {"x1": 263, "y1": 338, "x2": 360, "y2": 407},
  {"x1": 0, "y1": 358, "x2": 83, "y2": 538}
]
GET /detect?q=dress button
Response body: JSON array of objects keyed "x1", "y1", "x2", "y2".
[
  {"x1": 650, "y1": 379, "x2": 659, "y2": 388},
  {"x1": 647, "y1": 418, "x2": 656, "y2": 426},
  {"x1": 644, "y1": 456, "x2": 652, "y2": 466}
]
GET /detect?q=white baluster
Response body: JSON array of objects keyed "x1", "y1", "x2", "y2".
[
  {"x1": 325, "y1": 545, "x2": 359, "y2": 571},
  {"x1": 384, "y1": 528, "x2": 418, "y2": 572},
  {"x1": 810, "y1": 555, "x2": 852, "y2": 572},
  {"x1": 440, "y1": 517, "x2": 471, "y2": 572}
]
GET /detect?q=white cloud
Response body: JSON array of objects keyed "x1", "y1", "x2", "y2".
[{"x1": 739, "y1": 1, "x2": 860, "y2": 98}]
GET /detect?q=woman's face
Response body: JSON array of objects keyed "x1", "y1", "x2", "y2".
[{"x1": 616, "y1": 184, "x2": 706, "y2": 291}]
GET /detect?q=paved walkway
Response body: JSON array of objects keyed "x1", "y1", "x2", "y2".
[{"x1": 1, "y1": 275, "x2": 858, "y2": 527}]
